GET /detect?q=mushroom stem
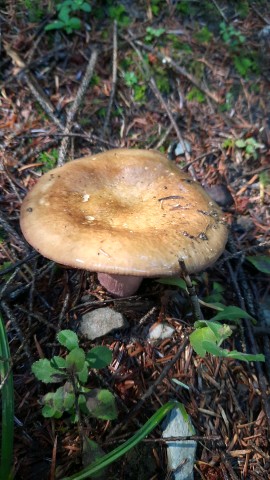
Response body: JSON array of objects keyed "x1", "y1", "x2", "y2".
[{"x1": 97, "y1": 273, "x2": 143, "y2": 297}]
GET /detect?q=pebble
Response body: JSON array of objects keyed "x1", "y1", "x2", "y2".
[
  {"x1": 162, "y1": 406, "x2": 197, "y2": 480},
  {"x1": 80, "y1": 307, "x2": 128, "y2": 340}
]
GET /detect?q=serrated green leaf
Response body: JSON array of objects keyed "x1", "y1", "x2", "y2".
[
  {"x1": 86, "y1": 389, "x2": 118, "y2": 420},
  {"x1": 247, "y1": 256, "x2": 270, "y2": 274},
  {"x1": 57, "y1": 330, "x2": 79, "y2": 350},
  {"x1": 235, "y1": 139, "x2": 246, "y2": 148},
  {"x1": 78, "y1": 363, "x2": 89, "y2": 383},
  {"x1": 31, "y1": 359, "x2": 64, "y2": 383},
  {"x1": 51, "y1": 356, "x2": 66, "y2": 369},
  {"x1": 210, "y1": 306, "x2": 256, "y2": 324},
  {"x1": 66, "y1": 347, "x2": 85, "y2": 373},
  {"x1": 86, "y1": 346, "x2": 112, "y2": 369}
]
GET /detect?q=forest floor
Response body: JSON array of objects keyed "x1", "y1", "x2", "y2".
[{"x1": 1, "y1": 1, "x2": 270, "y2": 479}]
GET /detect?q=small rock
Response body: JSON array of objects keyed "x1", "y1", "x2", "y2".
[
  {"x1": 203, "y1": 184, "x2": 234, "y2": 208},
  {"x1": 174, "y1": 140, "x2": 192, "y2": 156},
  {"x1": 80, "y1": 307, "x2": 128, "y2": 340},
  {"x1": 147, "y1": 322, "x2": 175, "y2": 343},
  {"x1": 162, "y1": 406, "x2": 197, "y2": 480}
]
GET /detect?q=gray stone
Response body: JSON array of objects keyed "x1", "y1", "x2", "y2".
[
  {"x1": 162, "y1": 406, "x2": 197, "y2": 480},
  {"x1": 80, "y1": 307, "x2": 128, "y2": 340}
]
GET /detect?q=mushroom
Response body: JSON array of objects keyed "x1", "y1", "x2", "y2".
[{"x1": 20, "y1": 149, "x2": 228, "y2": 296}]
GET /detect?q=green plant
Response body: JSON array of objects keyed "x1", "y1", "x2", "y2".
[
  {"x1": 0, "y1": 314, "x2": 14, "y2": 480},
  {"x1": 222, "y1": 136, "x2": 263, "y2": 160},
  {"x1": 145, "y1": 26, "x2": 165, "y2": 43},
  {"x1": 194, "y1": 26, "x2": 213, "y2": 44},
  {"x1": 219, "y1": 22, "x2": 246, "y2": 49},
  {"x1": 38, "y1": 149, "x2": 58, "y2": 173},
  {"x1": 32, "y1": 330, "x2": 117, "y2": 420},
  {"x1": 108, "y1": 4, "x2": 130, "y2": 26},
  {"x1": 157, "y1": 278, "x2": 265, "y2": 363},
  {"x1": 190, "y1": 317, "x2": 264, "y2": 361},
  {"x1": 186, "y1": 87, "x2": 205, "y2": 103},
  {"x1": 45, "y1": 0, "x2": 91, "y2": 34}
]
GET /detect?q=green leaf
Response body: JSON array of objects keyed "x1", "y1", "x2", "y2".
[
  {"x1": 202, "y1": 341, "x2": 265, "y2": 362},
  {"x1": 82, "y1": 437, "x2": 106, "y2": 476},
  {"x1": 67, "y1": 17, "x2": 82, "y2": 31},
  {"x1": 58, "y1": 5, "x2": 70, "y2": 22},
  {"x1": 86, "y1": 389, "x2": 118, "y2": 420},
  {"x1": 78, "y1": 363, "x2": 89, "y2": 383},
  {"x1": 190, "y1": 327, "x2": 217, "y2": 357},
  {"x1": 124, "y1": 71, "x2": 138, "y2": 87},
  {"x1": 57, "y1": 330, "x2": 79, "y2": 350},
  {"x1": 210, "y1": 306, "x2": 256, "y2": 324},
  {"x1": 42, "y1": 404, "x2": 58, "y2": 418},
  {"x1": 53, "y1": 384, "x2": 75, "y2": 411},
  {"x1": 86, "y1": 346, "x2": 112, "y2": 369},
  {"x1": 198, "y1": 299, "x2": 226, "y2": 311},
  {"x1": 51, "y1": 356, "x2": 66, "y2": 369},
  {"x1": 157, "y1": 277, "x2": 187, "y2": 290},
  {"x1": 81, "y1": 3, "x2": 91, "y2": 12},
  {"x1": 31, "y1": 359, "x2": 64, "y2": 383},
  {"x1": 66, "y1": 347, "x2": 86, "y2": 373},
  {"x1": 247, "y1": 255, "x2": 270, "y2": 274},
  {"x1": 235, "y1": 139, "x2": 246, "y2": 148},
  {"x1": 45, "y1": 20, "x2": 65, "y2": 31}
]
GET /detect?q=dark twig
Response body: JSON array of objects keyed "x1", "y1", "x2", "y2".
[
  {"x1": 179, "y1": 260, "x2": 203, "y2": 321},
  {"x1": 0, "y1": 212, "x2": 29, "y2": 253}
]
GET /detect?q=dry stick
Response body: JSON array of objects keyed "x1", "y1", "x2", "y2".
[
  {"x1": 134, "y1": 40, "x2": 222, "y2": 104},
  {"x1": 57, "y1": 49, "x2": 98, "y2": 166},
  {"x1": 4, "y1": 43, "x2": 99, "y2": 161},
  {"x1": 102, "y1": 21, "x2": 118, "y2": 139},
  {"x1": 127, "y1": 37, "x2": 197, "y2": 178},
  {"x1": 4, "y1": 43, "x2": 64, "y2": 130}
]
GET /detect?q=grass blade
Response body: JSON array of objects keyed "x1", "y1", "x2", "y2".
[{"x1": 0, "y1": 314, "x2": 14, "y2": 479}]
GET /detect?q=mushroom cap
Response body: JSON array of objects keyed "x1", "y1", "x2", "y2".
[{"x1": 20, "y1": 149, "x2": 228, "y2": 276}]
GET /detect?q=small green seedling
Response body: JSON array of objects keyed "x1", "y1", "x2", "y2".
[
  {"x1": 38, "y1": 149, "x2": 58, "y2": 173},
  {"x1": 32, "y1": 330, "x2": 117, "y2": 421},
  {"x1": 145, "y1": 26, "x2": 165, "y2": 43},
  {"x1": 45, "y1": 0, "x2": 91, "y2": 34},
  {"x1": 222, "y1": 136, "x2": 263, "y2": 160},
  {"x1": 219, "y1": 22, "x2": 245, "y2": 49},
  {"x1": 190, "y1": 306, "x2": 265, "y2": 362}
]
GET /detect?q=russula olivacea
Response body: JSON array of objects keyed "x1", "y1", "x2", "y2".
[{"x1": 20, "y1": 149, "x2": 228, "y2": 296}]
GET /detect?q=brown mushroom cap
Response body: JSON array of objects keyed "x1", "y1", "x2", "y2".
[{"x1": 20, "y1": 149, "x2": 228, "y2": 276}]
